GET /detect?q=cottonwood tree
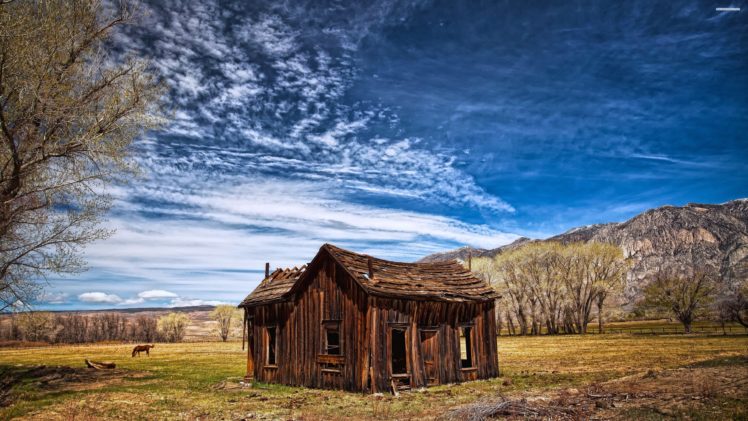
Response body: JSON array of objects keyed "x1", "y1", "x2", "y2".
[
  {"x1": 0, "y1": 0, "x2": 165, "y2": 311},
  {"x1": 561, "y1": 243, "x2": 627, "y2": 334},
  {"x1": 55, "y1": 313, "x2": 89, "y2": 343},
  {"x1": 131, "y1": 315, "x2": 160, "y2": 342},
  {"x1": 520, "y1": 243, "x2": 567, "y2": 334},
  {"x1": 473, "y1": 241, "x2": 626, "y2": 335},
  {"x1": 584, "y1": 243, "x2": 628, "y2": 333},
  {"x1": 471, "y1": 257, "x2": 506, "y2": 335},
  {"x1": 716, "y1": 278, "x2": 748, "y2": 328},
  {"x1": 485, "y1": 254, "x2": 531, "y2": 335},
  {"x1": 642, "y1": 270, "x2": 716, "y2": 333},
  {"x1": 158, "y1": 312, "x2": 190, "y2": 342},
  {"x1": 16, "y1": 311, "x2": 54, "y2": 342},
  {"x1": 211, "y1": 304, "x2": 240, "y2": 342}
]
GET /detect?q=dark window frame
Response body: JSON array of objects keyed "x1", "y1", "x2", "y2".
[
  {"x1": 266, "y1": 326, "x2": 277, "y2": 366},
  {"x1": 322, "y1": 321, "x2": 341, "y2": 355},
  {"x1": 459, "y1": 325, "x2": 475, "y2": 369}
]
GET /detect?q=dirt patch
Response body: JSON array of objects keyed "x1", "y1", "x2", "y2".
[
  {"x1": 591, "y1": 362, "x2": 748, "y2": 419},
  {"x1": 0, "y1": 365, "x2": 149, "y2": 407},
  {"x1": 440, "y1": 357, "x2": 748, "y2": 420}
]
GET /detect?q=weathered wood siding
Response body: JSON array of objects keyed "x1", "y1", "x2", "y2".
[
  {"x1": 367, "y1": 298, "x2": 499, "y2": 392},
  {"x1": 247, "y1": 255, "x2": 370, "y2": 391},
  {"x1": 245, "y1": 252, "x2": 499, "y2": 392}
]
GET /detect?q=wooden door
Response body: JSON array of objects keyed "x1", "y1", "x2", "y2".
[{"x1": 420, "y1": 329, "x2": 439, "y2": 385}]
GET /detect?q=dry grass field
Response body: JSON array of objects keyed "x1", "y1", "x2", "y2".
[{"x1": 0, "y1": 333, "x2": 746, "y2": 420}]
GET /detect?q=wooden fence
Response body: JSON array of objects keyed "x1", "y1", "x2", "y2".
[
  {"x1": 602, "y1": 325, "x2": 748, "y2": 335},
  {"x1": 498, "y1": 325, "x2": 748, "y2": 336}
]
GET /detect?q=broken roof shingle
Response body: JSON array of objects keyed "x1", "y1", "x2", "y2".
[{"x1": 238, "y1": 265, "x2": 307, "y2": 307}]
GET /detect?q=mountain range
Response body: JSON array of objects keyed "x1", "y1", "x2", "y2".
[{"x1": 420, "y1": 199, "x2": 748, "y2": 297}]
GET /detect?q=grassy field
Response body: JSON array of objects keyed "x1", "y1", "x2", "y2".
[{"x1": 1, "y1": 334, "x2": 747, "y2": 420}]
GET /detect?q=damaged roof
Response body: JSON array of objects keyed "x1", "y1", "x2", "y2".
[
  {"x1": 238, "y1": 265, "x2": 307, "y2": 307},
  {"x1": 239, "y1": 243, "x2": 498, "y2": 307}
]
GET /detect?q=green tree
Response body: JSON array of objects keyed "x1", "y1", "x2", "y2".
[{"x1": 0, "y1": 0, "x2": 165, "y2": 311}]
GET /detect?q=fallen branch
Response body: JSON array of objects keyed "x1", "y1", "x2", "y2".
[
  {"x1": 437, "y1": 397, "x2": 583, "y2": 421},
  {"x1": 85, "y1": 359, "x2": 116, "y2": 370}
]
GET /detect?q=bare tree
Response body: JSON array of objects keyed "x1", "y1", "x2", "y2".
[
  {"x1": 585, "y1": 243, "x2": 628, "y2": 333},
  {"x1": 716, "y1": 278, "x2": 748, "y2": 328},
  {"x1": 16, "y1": 311, "x2": 54, "y2": 342},
  {"x1": 505, "y1": 310, "x2": 516, "y2": 336},
  {"x1": 495, "y1": 310, "x2": 504, "y2": 336},
  {"x1": 131, "y1": 315, "x2": 159, "y2": 342},
  {"x1": 0, "y1": 0, "x2": 165, "y2": 311},
  {"x1": 562, "y1": 243, "x2": 626, "y2": 334},
  {"x1": 211, "y1": 305, "x2": 240, "y2": 342},
  {"x1": 157, "y1": 312, "x2": 190, "y2": 342},
  {"x1": 55, "y1": 313, "x2": 89, "y2": 343},
  {"x1": 642, "y1": 270, "x2": 716, "y2": 333},
  {"x1": 520, "y1": 243, "x2": 567, "y2": 334},
  {"x1": 474, "y1": 242, "x2": 626, "y2": 335}
]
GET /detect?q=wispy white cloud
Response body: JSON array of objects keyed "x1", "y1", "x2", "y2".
[
  {"x1": 138, "y1": 290, "x2": 179, "y2": 299},
  {"x1": 168, "y1": 298, "x2": 230, "y2": 308},
  {"x1": 37, "y1": 292, "x2": 70, "y2": 305},
  {"x1": 118, "y1": 0, "x2": 511, "y2": 214},
  {"x1": 74, "y1": 289, "x2": 228, "y2": 308},
  {"x1": 67, "y1": 176, "x2": 518, "y2": 305},
  {"x1": 51, "y1": 0, "x2": 519, "y2": 309}
]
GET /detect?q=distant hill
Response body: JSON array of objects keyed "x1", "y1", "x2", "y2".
[
  {"x1": 57, "y1": 305, "x2": 218, "y2": 314},
  {"x1": 420, "y1": 199, "x2": 748, "y2": 297},
  {"x1": 417, "y1": 238, "x2": 532, "y2": 263},
  {"x1": 0, "y1": 305, "x2": 218, "y2": 315}
]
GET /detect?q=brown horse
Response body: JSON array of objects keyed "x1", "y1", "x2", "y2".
[{"x1": 131, "y1": 344, "x2": 155, "y2": 357}]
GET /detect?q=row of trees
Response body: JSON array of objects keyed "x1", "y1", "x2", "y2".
[
  {"x1": 473, "y1": 241, "x2": 748, "y2": 335},
  {"x1": 0, "y1": 306, "x2": 245, "y2": 344},
  {"x1": 0, "y1": 311, "x2": 190, "y2": 343},
  {"x1": 473, "y1": 242, "x2": 628, "y2": 335}
]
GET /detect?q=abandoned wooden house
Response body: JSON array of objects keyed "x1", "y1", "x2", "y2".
[{"x1": 238, "y1": 243, "x2": 499, "y2": 393}]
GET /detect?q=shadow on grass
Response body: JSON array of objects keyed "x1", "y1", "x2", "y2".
[
  {"x1": 686, "y1": 355, "x2": 748, "y2": 369},
  {"x1": 0, "y1": 363, "x2": 154, "y2": 419}
]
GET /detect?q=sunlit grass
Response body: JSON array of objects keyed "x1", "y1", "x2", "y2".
[{"x1": 0, "y1": 334, "x2": 746, "y2": 420}]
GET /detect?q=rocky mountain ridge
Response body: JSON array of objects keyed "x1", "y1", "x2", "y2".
[{"x1": 420, "y1": 199, "x2": 748, "y2": 296}]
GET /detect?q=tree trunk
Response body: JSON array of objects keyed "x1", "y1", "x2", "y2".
[
  {"x1": 506, "y1": 311, "x2": 516, "y2": 336},
  {"x1": 736, "y1": 311, "x2": 748, "y2": 328},
  {"x1": 596, "y1": 294, "x2": 606, "y2": 334},
  {"x1": 683, "y1": 321, "x2": 692, "y2": 333}
]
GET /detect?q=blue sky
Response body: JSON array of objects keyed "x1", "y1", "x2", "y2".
[{"x1": 38, "y1": 0, "x2": 747, "y2": 309}]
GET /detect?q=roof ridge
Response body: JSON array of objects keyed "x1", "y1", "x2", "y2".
[
  {"x1": 323, "y1": 243, "x2": 465, "y2": 267},
  {"x1": 240, "y1": 243, "x2": 498, "y2": 308}
]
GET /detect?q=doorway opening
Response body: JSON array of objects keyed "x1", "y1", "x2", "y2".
[{"x1": 391, "y1": 328, "x2": 407, "y2": 374}]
